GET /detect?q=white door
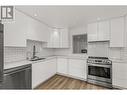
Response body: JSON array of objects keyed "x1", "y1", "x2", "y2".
[
  {"x1": 110, "y1": 17, "x2": 125, "y2": 47},
  {"x1": 57, "y1": 58, "x2": 68, "y2": 74}
]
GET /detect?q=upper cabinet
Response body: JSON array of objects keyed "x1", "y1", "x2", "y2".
[
  {"x1": 110, "y1": 17, "x2": 125, "y2": 47},
  {"x1": 98, "y1": 20, "x2": 110, "y2": 41},
  {"x1": 59, "y1": 28, "x2": 69, "y2": 48},
  {"x1": 87, "y1": 22, "x2": 98, "y2": 42},
  {"x1": 45, "y1": 28, "x2": 69, "y2": 48},
  {"x1": 87, "y1": 20, "x2": 110, "y2": 42},
  {"x1": 46, "y1": 28, "x2": 60, "y2": 48},
  {"x1": 4, "y1": 10, "x2": 27, "y2": 47},
  {"x1": 27, "y1": 16, "x2": 50, "y2": 42},
  {"x1": 4, "y1": 10, "x2": 50, "y2": 47},
  {"x1": 87, "y1": 16, "x2": 126, "y2": 47}
]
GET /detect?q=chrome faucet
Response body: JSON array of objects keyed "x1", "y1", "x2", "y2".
[{"x1": 32, "y1": 45, "x2": 38, "y2": 59}]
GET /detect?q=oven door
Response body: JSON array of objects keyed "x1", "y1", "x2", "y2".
[{"x1": 87, "y1": 63, "x2": 112, "y2": 83}]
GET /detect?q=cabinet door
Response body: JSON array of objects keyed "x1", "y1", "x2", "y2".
[
  {"x1": 45, "y1": 28, "x2": 69, "y2": 48},
  {"x1": 27, "y1": 15, "x2": 50, "y2": 42},
  {"x1": 68, "y1": 59, "x2": 86, "y2": 79},
  {"x1": 112, "y1": 63, "x2": 127, "y2": 88},
  {"x1": 27, "y1": 17, "x2": 38, "y2": 41},
  {"x1": 98, "y1": 20, "x2": 110, "y2": 41},
  {"x1": 4, "y1": 10, "x2": 27, "y2": 47},
  {"x1": 45, "y1": 58, "x2": 57, "y2": 77},
  {"x1": 32, "y1": 61, "x2": 46, "y2": 88},
  {"x1": 87, "y1": 22, "x2": 98, "y2": 42},
  {"x1": 59, "y1": 29, "x2": 69, "y2": 48},
  {"x1": 110, "y1": 17, "x2": 125, "y2": 47},
  {"x1": 46, "y1": 28, "x2": 60, "y2": 48},
  {"x1": 52, "y1": 29, "x2": 60, "y2": 48},
  {"x1": 57, "y1": 58, "x2": 68, "y2": 74},
  {"x1": 32, "y1": 58, "x2": 56, "y2": 88},
  {"x1": 45, "y1": 28, "x2": 53, "y2": 48}
]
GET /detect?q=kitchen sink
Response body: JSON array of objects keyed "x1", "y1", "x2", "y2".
[{"x1": 29, "y1": 58, "x2": 46, "y2": 61}]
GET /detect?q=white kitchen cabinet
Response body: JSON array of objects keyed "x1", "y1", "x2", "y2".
[
  {"x1": 88, "y1": 20, "x2": 110, "y2": 42},
  {"x1": 87, "y1": 22, "x2": 98, "y2": 42},
  {"x1": 57, "y1": 58, "x2": 68, "y2": 74},
  {"x1": 46, "y1": 28, "x2": 60, "y2": 48},
  {"x1": 110, "y1": 17, "x2": 125, "y2": 47},
  {"x1": 112, "y1": 62, "x2": 127, "y2": 89},
  {"x1": 98, "y1": 20, "x2": 110, "y2": 41},
  {"x1": 52, "y1": 29, "x2": 60, "y2": 48},
  {"x1": 59, "y1": 29, "x2": 69, "y2": 48},
  {"x1": 45, "y1": 28, "x2": 69, "y2": 48},
  {"x1": 68, "y1": 59, "x2": 87, "y2": 79},
  {"x1": 32, "y1": 58, "x2": 56, "y2": 88},
  {"x1": 27, "y1": 14, "x2": 50, "y2": 42},
  {"x1": 4, "y1": 10, "x2": 27, "y2": 47},
  {"x1": 4, "y1": 9, "x2": 50, "y2": 47}
]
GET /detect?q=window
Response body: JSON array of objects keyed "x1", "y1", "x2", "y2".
[{"x1": 73, "y1": 34, "x2": 87, "y2": 54}]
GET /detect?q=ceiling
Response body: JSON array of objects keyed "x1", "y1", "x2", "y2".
[{"x1": 16, "y1": 6, "x2": 127, "y2": 28}]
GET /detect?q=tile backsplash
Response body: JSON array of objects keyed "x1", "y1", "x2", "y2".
[
  {"x1": 4, "y1": 40, "x2": 54, "y2": 63},
  {"x1": 88, "y1": 42, "x2": 109, "y2": 57},
  {"x1": 4, "y1": 47, "x2": 26, "y2": 63},
  {"x1": 26, "y1": 39, "x2": 54, "y2": 59},
  {"x1": 88, "y1": 41, "x2": 127, "y2": 61}
]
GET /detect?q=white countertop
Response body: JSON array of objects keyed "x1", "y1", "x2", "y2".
[
  {"x1": 4, "y1": 56, "x2": 57, "y2": 70},
  {"x1": 56, "y1": 54, "x2": 87, "y2": 60},
  {"x1": 4, "y1": 55, "x2": 87, "y2": 70},
  {"x1": 4, "y1": 60, "x2": 31, "y2": 70}
]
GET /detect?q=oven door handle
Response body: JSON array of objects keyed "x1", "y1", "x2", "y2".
[{"x1": 88, "y1": 63, "x2": 111, "y2": 68}]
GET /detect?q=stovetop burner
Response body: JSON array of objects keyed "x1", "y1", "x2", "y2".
[{"x1": 87, "y1": 56, "x2": 112, "y2": 64}]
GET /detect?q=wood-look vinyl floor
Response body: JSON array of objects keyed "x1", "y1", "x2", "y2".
[{"x1": 35, "y1": 74, "x2": 109, "y2": 90}]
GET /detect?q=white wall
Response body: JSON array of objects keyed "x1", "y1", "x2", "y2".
[{"x1": 54, "y1": 24, "x2": 87, "y2": 57}]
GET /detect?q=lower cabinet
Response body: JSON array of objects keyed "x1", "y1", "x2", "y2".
[
  {"x1": 32, "y1": 57, "x2": 87, "y2": 88},
  {"x1": 57, "y1": 57, "x2": 87, "y2": 80},
  {"x1": 32, "y1": 58, "x2": 56, "y2": 88},
  {"x1": 112, "y1": 62, "x2": 127, "y2": 89},
  {"x1": 68, "y1": 59, "x2": 87, "y2": 79},
  {"x1": 57, "y1": 58, "x2": 68, "y2": 74}
]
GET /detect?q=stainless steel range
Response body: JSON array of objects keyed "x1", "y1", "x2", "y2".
[{"x1": 87, "y1": 56, "x2": 112, "y2": 88}]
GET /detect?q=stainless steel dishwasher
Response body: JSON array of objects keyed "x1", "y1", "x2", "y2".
[{"x1": 0, "y1": 64, "x2": 31, "y2": 89}]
